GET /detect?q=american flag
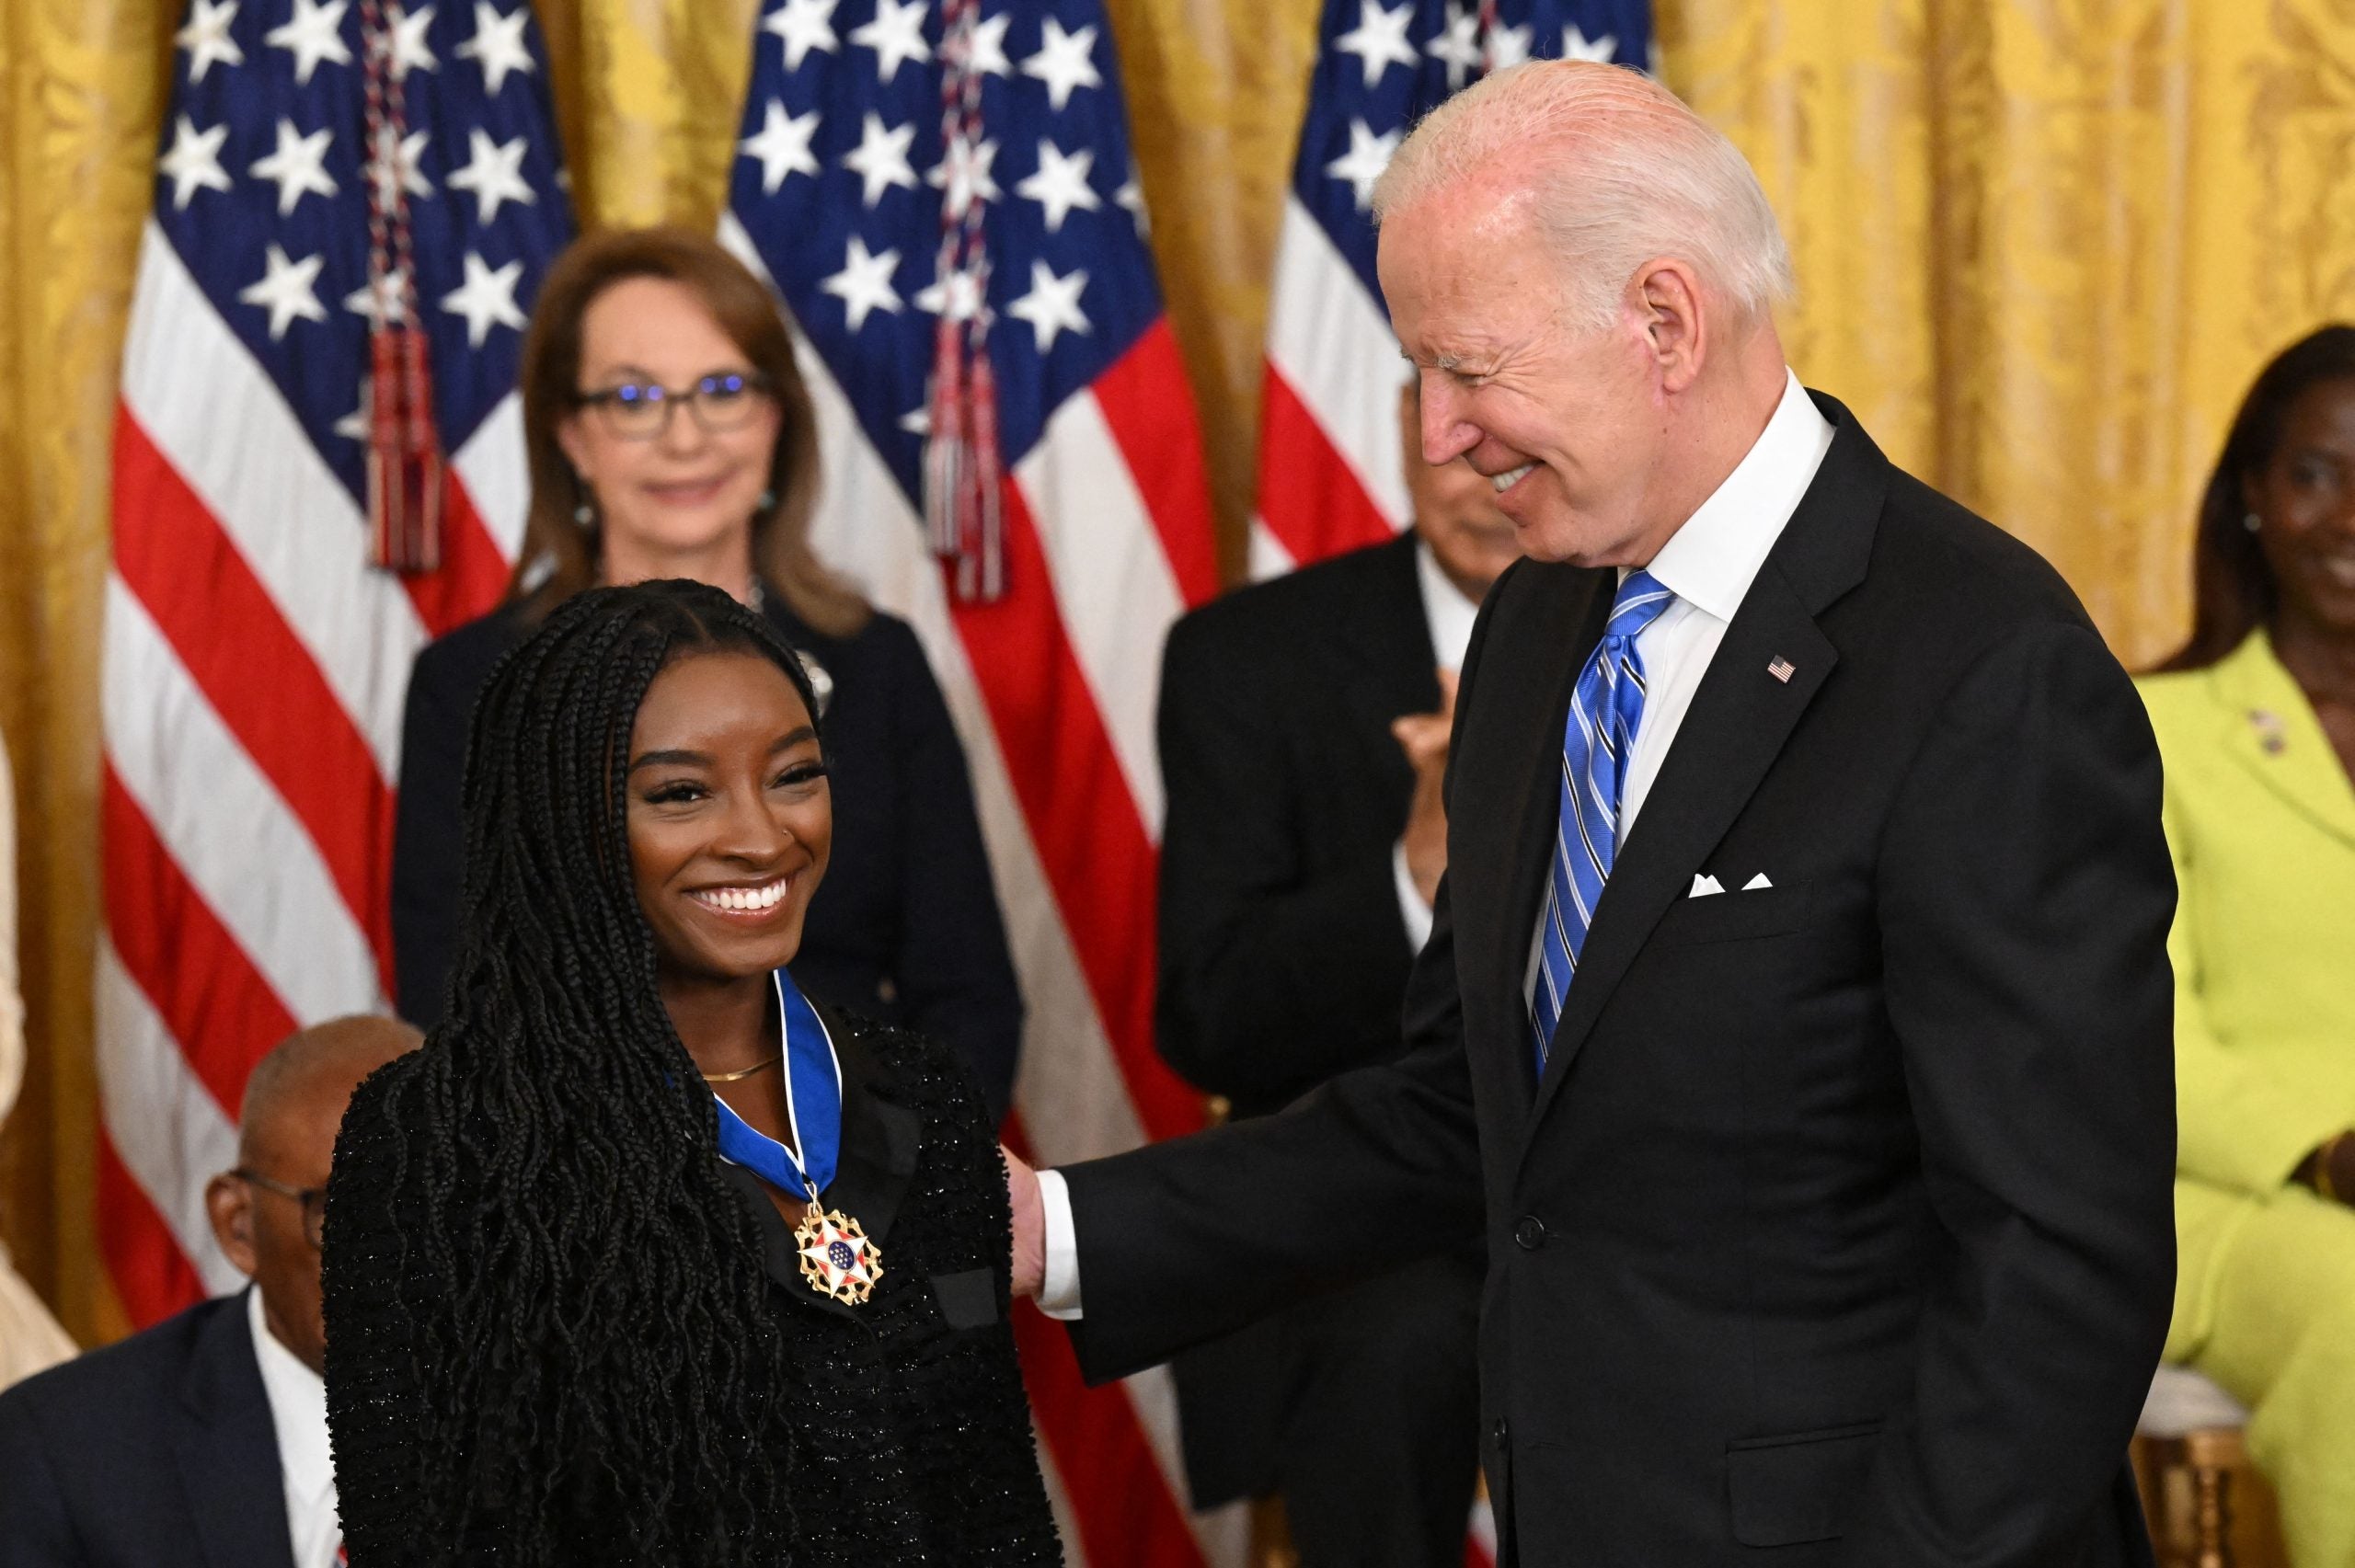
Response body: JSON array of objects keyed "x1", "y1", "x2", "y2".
[
  {"x1": 1252, "y1": 0, "x2": 1652, "y2": 578},
  {"x1": 99, "y1": 0, "x2": 571, "y2": 1322},
  {"x1": 719, "y1": 0, "x2": 1225, "y2": 1562}
]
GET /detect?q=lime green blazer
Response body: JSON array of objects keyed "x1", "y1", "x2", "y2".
[{"x1": 2137, "y1": 633, "x2": 2355, "y2": 1196}]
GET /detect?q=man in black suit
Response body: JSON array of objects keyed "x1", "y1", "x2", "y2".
[
  {"x1": 1008, "y1": 60, "x2": 2176, "y2": 1567},
  {"x1": 1154, "y1": 382, "x2": 1518, "y2": 1563},
  {"x1": 0, "y1": 1016, "x2": 418, "y2": 1568}
]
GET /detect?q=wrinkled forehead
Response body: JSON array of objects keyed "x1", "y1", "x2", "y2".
[{"x1": 1380, "y1": 188, "x2": 1559, "y2": 359}]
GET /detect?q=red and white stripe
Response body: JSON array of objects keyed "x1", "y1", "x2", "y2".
[
  {"x1": 1250, "y1": 194, "x2": 1414, "y2": 579},
  {"x1": 98, "y1": 217, "x2": 523, "y2": 1327},
  {"x1": 724, "y1": 216, "x2": 1244, "y2": 1567}
]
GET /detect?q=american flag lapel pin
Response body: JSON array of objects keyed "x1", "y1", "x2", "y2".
[{"x1": 1767, "y1": 657, "x2": 1796, "y2": 683}]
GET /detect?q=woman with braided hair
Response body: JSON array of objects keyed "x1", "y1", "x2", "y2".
[{"x1": 322, "y1": 578, "x2": 1058, "y2": 1565}]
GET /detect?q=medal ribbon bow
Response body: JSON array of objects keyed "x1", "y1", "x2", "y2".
[{"x1": 712, "y1": 967, "x2": 840, "y2": 1199}]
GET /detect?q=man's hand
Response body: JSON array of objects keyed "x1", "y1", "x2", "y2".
[
  {"x1": 1391, "y1": 670, "x2": 1459, "y2": 907},
  {"x1": 1004, "y1": 1144, "x2": 1045, "y2": 1299}
]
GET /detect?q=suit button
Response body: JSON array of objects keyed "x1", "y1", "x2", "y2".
[
  {"x1": 1492, "y1": 1417, "x2": 1510, "y2": 1448},
  {"x1": 1514, "y1": 1215, "x2": 1546, "y2": 1250}
]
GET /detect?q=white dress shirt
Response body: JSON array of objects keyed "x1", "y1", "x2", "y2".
[
  {"x1": 247, "y1": 1286, "x2": 344, "y2": 1568},
  {"x1": 1391, "y1": 537, "x2": 1484, "y2": 952},
  {"x1": 1522, "y1": 368, "x2": 1833, "y2": 1003},
  {"x1": 1040, "y1": 371, "x2": 1835, "y2": 1320}
]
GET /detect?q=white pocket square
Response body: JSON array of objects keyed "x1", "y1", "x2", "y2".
[
  {"x1": 1742, "y1": 873, "x2": 1773, "y2": 890},
  {"x1": 1689, "y1": 874, "x2": 1725, "y2": 898}
]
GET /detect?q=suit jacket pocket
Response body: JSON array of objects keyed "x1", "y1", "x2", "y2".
[
  {"x1": 931, "y1": 1267, "x2": 999, "y2": 1330},
  {"x1": 1653, "y1": 882, "x2": 1814, "y2": 945},
  {"x1": 1725, "y1": 1420, "x2": 1881, "y2": 1548}
]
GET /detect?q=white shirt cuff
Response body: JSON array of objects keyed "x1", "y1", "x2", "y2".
[
  {"x1": 1037, "y1": 1167, "x2": 1084, "y2": 1320},
  {"x1": 1393, "y1": 840, "x2": 1435, "y2": 952}
]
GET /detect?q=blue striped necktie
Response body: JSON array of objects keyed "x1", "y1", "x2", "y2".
[{"x1": 1530, "y1": 569, "x2": 1675, "y2": 1071}]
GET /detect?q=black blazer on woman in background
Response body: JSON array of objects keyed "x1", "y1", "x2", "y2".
[
  {"x1": 1059, "y1": 395, "x2": 2177, "y2": 1567},
  {"x1": 392, "y1": 592, "x2": 1024, "y2": 1116},
  {"x1": 323, "y1": 1004, "x2": 1059, "y2": 1564}
]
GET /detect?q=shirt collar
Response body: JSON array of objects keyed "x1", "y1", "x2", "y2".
[
  {"x1": 1637, "y1": 369, "x2": 1835, "y2": 622},
  {"x1": 246, "y1": 1283, "x2": 335, "y2": 1506},
  {"x1": 1413, "y1": 536, "x2": 1482, "y2": 672}
]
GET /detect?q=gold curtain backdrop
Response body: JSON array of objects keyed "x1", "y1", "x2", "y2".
[{"x1": 5, "y1": 0, "x2": 2353, "y2": 1345}]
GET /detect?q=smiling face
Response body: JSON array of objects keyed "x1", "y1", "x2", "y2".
[
  {"x1": 1398, "y1": 380, "x2": 1522, "y2": 600},
  {"x1": 1380, "y1": 182, "x2": 1672, "y2": 567},
  {"x1": 557, "y1": 275, "x2": 783, "y2": 582},
  {"x1": 2246, "y1": 374, "x2": 2355, "y2": 638},
  {"x1": 626, "y1": 649, "x2": 831, "y2": 988}
]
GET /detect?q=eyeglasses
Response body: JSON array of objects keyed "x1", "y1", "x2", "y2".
[
  {"x1": 235, "y1": 1168, "x2": 327, "y2": 1251},
  {"x1": 574, "y1": 371, "x2": 774, "y2": 440}
]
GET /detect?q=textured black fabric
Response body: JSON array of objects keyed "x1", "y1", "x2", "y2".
[
  {"x1": 0, "y1": 1292, "x2": 296, "y2": 1568},
  {"x1": 1063, "y1": 395, "x2": 2175, "y2": 1568},
  {"x1": 322, "y1": 1008, "x2": 1058, "y2": 1565},
  {"x1": 391, "y1": 594, "x2": 1025, "y2": 1116}
]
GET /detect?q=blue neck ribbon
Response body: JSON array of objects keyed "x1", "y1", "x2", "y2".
[{"x1": 711, "y1": 967, "x2": 840, "y2": 1201}]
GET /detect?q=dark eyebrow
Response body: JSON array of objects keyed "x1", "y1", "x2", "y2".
[
  {"x1": 626, "y1": 748, "x2": 710, "y2": 774},
  {"x1": 627, "y1": 727, "x2": 816, "y2": 775}
]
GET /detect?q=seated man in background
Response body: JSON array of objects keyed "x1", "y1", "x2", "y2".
[
  {"x1": 1152, "y1": 378, "x2": 1518, "y2": 1564},
  {"x1": 0, "y1": 1015, "x2": 419, "y2": 1568}
]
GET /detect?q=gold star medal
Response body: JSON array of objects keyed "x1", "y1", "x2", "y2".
[
  {"x1": 796, "y1": 1202, "x2": 883, "y2": 1305},
  {"x1": 711, "y1": 970, "x2": 885, "y2": 1307}
]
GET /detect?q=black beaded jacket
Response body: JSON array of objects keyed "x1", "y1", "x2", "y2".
[{"x1": 321, "y1": 1005, "x2": 1060, "y2": 1564}]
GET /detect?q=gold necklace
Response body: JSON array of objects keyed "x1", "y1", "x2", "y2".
[{"x1": 700, "y1": 1052, "x2": 783, "y2": 1084}]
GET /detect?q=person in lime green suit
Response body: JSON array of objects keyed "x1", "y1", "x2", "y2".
[{"x1": 2140, "y1": 324, "x2": 2355, "y2": 1568}]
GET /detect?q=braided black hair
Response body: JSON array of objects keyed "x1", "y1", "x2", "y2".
[{"x1": 394, "y1": 578, "x2": 824, "y2": 1563}]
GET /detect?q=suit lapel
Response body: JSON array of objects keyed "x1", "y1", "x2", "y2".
[
  {"x1": 1338, "y1": 534, "x2": 1445, "y2": 750},
  {"x1": 1521, "y1": 395, "x2": 1886, "y2": 1148},
  {"x1": 2212, "y1": 638, "x2": 2355, "y2": 853},
  {"x1": 722, "y1": 1006, "x2": 920, "y2": 1320},
  {"x1": 174, "y1": 1293, "x2": 298, "y2": 1568}
]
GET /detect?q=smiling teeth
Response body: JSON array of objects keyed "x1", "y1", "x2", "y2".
[
  {"x1": 1491, "y1": 464, "x2": 1534, "y2": 494},
  {"x1": 696, "y1": 879, "x2": 787, "y2": 913}
]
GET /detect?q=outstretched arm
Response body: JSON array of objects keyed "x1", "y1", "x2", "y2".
[{"x1": 1048, "y1": 872, "x2": 1483, "y2": 1384}]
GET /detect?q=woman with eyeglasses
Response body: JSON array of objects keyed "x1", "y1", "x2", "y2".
[{"x1": 391, "y1": 227, "x2": 1023, "y2": 1119}]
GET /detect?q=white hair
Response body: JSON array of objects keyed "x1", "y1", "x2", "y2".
[{"x1": 1373, "y1": 62, "x2": 1796, "y2": 332}]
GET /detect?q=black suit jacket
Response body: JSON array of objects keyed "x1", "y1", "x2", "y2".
[
  {"x1": 0, "y1": 1292, "x2": 296, "y2": 1568},
  {"x1": 1157, "y1": 530, "x2": 1440, "y2": 1118},
  {"x1": 324, "y1": 1002, "x2": 1058, "y2": 1563},
  {"x1": 392, "y1": 592, "x2": 1025, "y2": 1116},
  {"x1": 1157, "y1": 532, "x2": 1476, "y2": 1504},
  {"x1": 1062, "y1": 396, "x2": 2177, "y2": 1567}
]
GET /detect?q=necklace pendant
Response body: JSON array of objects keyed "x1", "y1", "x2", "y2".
[{"x1": 795, "y1": 1202, "x2": 883, "y2": 1305}]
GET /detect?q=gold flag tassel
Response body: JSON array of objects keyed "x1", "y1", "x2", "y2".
[
  {"x1": 921, "y1": 0, "x2": 1006, "y2": 603},
  {"x1": 359, "y1": 0, "x2": 444, "y2": 574}
]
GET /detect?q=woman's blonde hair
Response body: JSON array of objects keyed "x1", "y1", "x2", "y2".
[{"x1": 511, "y1": 225, "x2": 868, "y2": 639}]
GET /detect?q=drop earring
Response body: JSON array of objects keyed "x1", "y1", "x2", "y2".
[
  {"x1": 757, "y1": 487, "x2": 776, "y2": 512},
  {"x1": 2244, "y1": 511, "x2": 2263, "y2": 534}
]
